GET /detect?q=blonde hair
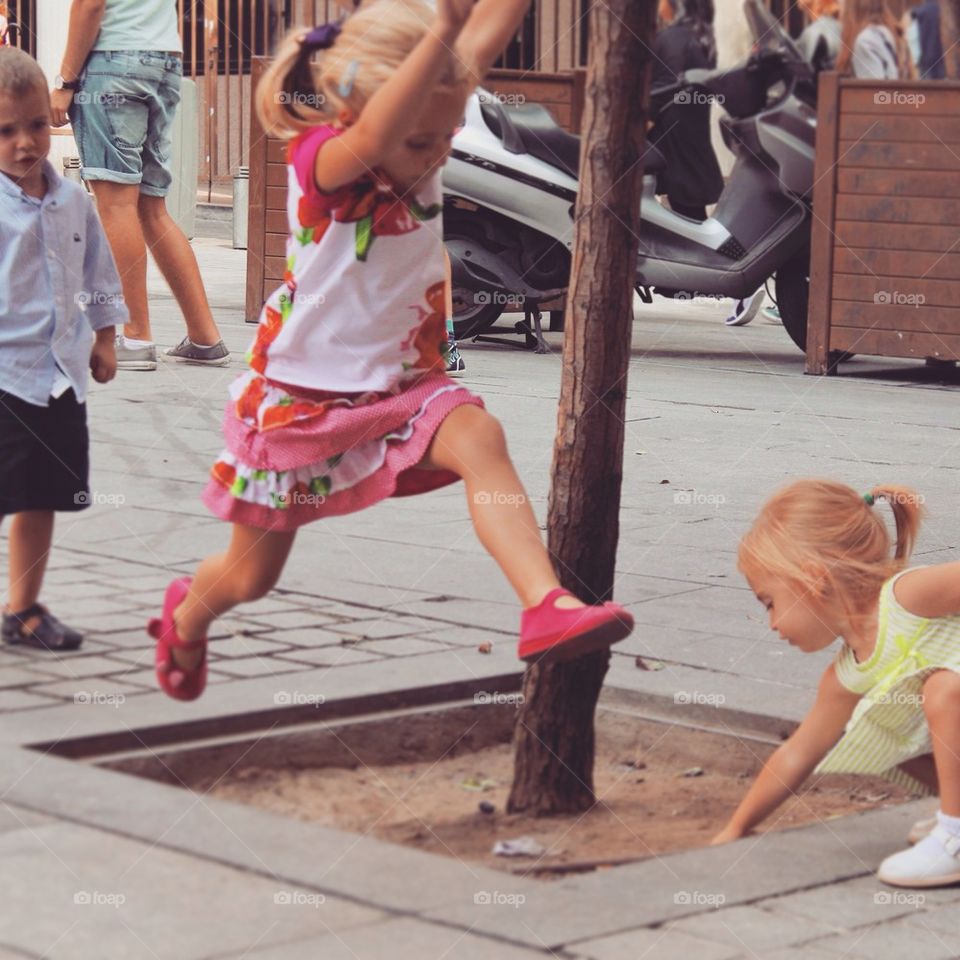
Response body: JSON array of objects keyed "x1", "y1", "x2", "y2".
[
  {"x1": 738, "y1": 479, "x2": 924, "y2": 617},
  {"x1": 257, "y1": 0, "x2": 471, "y2": 139},
  {"x1": 0, "y1": 45, "x2": 48, "y2": 99},
  {"x1": 836, "y1": 0, "x2": 912, "y2": 76}
]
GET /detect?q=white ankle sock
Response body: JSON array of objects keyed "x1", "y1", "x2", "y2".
[
  {"x1": 122, "y1": 335, "x2": 153, "y2": 348},
  {"x1": 937, "y1": 810, "x2": 960, "y2": 836}
]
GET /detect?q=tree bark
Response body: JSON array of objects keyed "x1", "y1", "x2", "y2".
[
  {"x1": 507, "y1": 0, "x2": 657, "y2": 816},
  {"x1": 942, "y1": 0, "x2": 960, "y2": 78}
]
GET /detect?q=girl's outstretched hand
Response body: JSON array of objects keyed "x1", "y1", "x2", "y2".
[{"x1": 436, "y1": 0, "x2": 475, "y2": 32}]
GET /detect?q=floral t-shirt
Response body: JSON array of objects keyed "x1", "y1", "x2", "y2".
[{"x1": 247, "y1": 124, "x2": 448, "y2": 394}]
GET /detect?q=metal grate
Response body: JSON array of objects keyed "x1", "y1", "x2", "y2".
[{"x1": 2, "y1": 0, "x2": 37, "y2": 55}]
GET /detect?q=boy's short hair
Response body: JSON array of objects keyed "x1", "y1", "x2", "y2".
[{"x1": 0, "y1": 46, "x2": 48, "y2": 99}]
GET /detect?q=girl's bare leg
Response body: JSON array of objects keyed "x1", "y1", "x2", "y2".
[
  {"x1": 169, "y1": 524, "x2": 297, "y2": 669},
  {"x1": 923, "y1": 670, "x2": 960, "y2": 816},
  {"x1": 419, "y1": 405, "x2": 580, "y2": 609}
]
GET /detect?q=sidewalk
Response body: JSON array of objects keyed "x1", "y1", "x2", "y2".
[{"x1": 2, "y1": 237, "x2": 960, "y2": 958}]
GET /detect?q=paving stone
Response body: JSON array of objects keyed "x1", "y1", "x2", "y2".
[
  {"x1": 358, "y1": 636, "x2": 450, "y2": 657},
  {"x1": 814, "y1": 916, "x2": 960, "y2": 959},
  {"x1": 207, "y1": 656, "x2": 308, "y2": 679},
  {"x1": 0, "y1": 666, "x2": 63, "y2": 690},
  {"x1": 26, "y1": 678, "x2": 147, "y2": 703},
  {"x1": 907, "y1": 902, "x2": 960, "y2": 936},
  {"x1": 208, "y1": 635, "x2": 296, "y2": 658},
  {"x1": 7, "y1": 655, "x2": 134, "y2": 680},
  {"x1": 385, "y1": 596, "x2": 519, "y2": 632},
  {"x1": 666, "y1": 904, "x2": 838, "y2": 953},
  {"x1": 274, "y1": 647, "x2": 385, "y2": 667},
  {"x1": 0, "y1": 690, "x2": 61, "y2": 711},
  {"x1": 0, "y1": 821, "x2": 385, "y2": 959},
  {"x1": 242, "y1": 625, "x2": 369, "y2": 647},
  {"x1": 242, "y1": 918, "x2": 548, "y2": 959},
  {"x1": 225, "y1": 609, "x2": 342, "y2": 630},
  {"x1": 759, "y1": 876, "x2": 935, "y2": 931},
  {"x1": 335, "y1": 617, "x2": 429, "y2": 640},
  {"x1": 0, "y1": 804, "x2": 52, "y2": 836},
  {"x1": 572, "y1": 925, "x2": 742, "y2": 960}
]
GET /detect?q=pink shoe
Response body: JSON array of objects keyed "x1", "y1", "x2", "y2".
[
  {"x1": 519, "y1": 588, "x2": 633, "y2": 664},
  {"x1": 148, "y1": 577, "x2": 208, "y2": 701}
]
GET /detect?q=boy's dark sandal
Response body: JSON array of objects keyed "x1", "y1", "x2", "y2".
[{"x1": 2, "y1": 604, "x2": 83, "y2": 651}]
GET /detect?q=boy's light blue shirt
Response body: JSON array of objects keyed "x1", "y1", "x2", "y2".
[
  {"x1": 92, "y1": 0, "x2": 182, "y2": 53},
  {"x1": 0, "y1": 161, "x2": 128, "y2": 407}
]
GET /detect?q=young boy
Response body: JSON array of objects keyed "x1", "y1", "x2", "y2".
[{"x1": 0, "y1": 46, "x2": 125, "y2": 651}]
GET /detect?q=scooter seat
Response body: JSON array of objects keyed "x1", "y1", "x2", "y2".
[{"x1": 483, "y1": 99, "x2": 667, "y2": 181}]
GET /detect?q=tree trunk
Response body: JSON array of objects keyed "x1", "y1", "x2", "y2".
[
  {"x1": 942, "y1": 0, "x2": 960, "y2": 78},
  {"x1": 507, "y1": 0, "x2": 657, "y2": 816}
]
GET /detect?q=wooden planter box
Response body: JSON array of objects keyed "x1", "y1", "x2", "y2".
[
  {"x1": 245, "y1": 60, "x2": 586, "y2": 322},
  {"x1": 807, "y1": 74, "x2": 960, "y2": 374}
]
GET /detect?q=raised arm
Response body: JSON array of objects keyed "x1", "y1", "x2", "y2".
[
  {"x1": 712, "y1": 663, "x2": 861, "y2": 843},
  {"x1": 315, "y1": 0, "x2": 473, "y2": 192},
  {"x1": 454, "y1": 0, "x2": 532, "y2": 86}
]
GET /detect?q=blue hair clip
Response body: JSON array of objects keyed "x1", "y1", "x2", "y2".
[
  {"x1": 338, "y1": 59, "x2": 359, "y2": 98},
  {"x1": 303, "y1": 21, "x2": 342, "y2": 51}
]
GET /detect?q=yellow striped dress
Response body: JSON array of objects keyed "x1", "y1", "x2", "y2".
[{"x1": 815, "y1": 568, "x2": 960, "y2": 795}]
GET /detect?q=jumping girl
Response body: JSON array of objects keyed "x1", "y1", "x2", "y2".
[
  {"x1": 714, "y1": 479, "x2": 960, "y2": 888},
  {"x1": 148, "y1": 0, "x2": 634, "y2": 701}
]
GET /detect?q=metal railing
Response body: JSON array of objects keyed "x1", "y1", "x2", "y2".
[{"x1": 2, "y1": 0, "x2": 37, "y2": 55}]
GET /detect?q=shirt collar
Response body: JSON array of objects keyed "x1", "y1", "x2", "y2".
[{"x1": 0, "y1": 159, "x2": 66, "y2": 203}]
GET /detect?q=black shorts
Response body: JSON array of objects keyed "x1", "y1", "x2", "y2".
[{"x1": 0, "y1": 389, "x2": 90, "y2": 515}]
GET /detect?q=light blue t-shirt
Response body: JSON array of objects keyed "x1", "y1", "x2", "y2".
[{"x1": 92, "y1": 0, "x2": 182, "y2": 53}]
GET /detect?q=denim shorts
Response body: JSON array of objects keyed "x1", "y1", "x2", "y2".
[{"x1": 69, "y1": 51, "x2": 183, "y2": 197}]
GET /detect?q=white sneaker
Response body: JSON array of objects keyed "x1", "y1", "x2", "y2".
[
  {"x1": 878, "y1": 825, "x2": 960, "y2": 887},
  {"x1": 724, "y1": 288, "x2": 766, "y2": 326},
  {"x1": 908, "y1": 816, "x2": 938, "y2": 845}
]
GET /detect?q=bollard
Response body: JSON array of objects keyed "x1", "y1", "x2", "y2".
[
  {"x1": 233, "y1": 165, "x2": 249, "y2": 250},
  {"x1": 63, "y1": 156, "x2": 82, "y2": 184}
]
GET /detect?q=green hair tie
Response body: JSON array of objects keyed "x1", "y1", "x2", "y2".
[{"x1": 863, "y1": 492, "x2": 875, "y2": 506}]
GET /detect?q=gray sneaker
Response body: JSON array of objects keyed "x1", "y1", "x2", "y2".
[
  {"x1": 115, "y1": 335, "x2": 158, "y2": 371},
  {"x1": 164, "y1": 337, "x2": 231, "y2": 366}
]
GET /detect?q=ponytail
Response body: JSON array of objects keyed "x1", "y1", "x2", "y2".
[{"x1": 868, "y1": 484, "x2": 925, "y2": 565}]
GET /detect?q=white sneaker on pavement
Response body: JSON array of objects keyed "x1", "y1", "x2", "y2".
[
  {"x1": 908, "y1": 816, "x2": 938, "y2": 845},
  {"x1": 725, "y1": 288, "x2": 766, "y2": 326},
  {"x1": 878, "y1": 825, "x2": 960, "y2": 887}
]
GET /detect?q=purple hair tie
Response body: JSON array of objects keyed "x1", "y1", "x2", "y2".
[{"x1": 303, "y1": 21, "x2": 342, "y2": 51}]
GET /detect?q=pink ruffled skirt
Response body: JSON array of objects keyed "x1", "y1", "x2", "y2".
[{"x1": 202, "y1": 370, "x2": 484, "y2": 531}]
